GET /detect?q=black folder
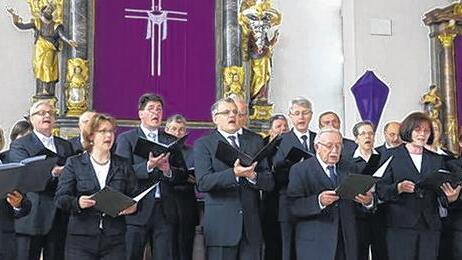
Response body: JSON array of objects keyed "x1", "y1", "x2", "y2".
[
  {"x1": 0, "y1": 156, "x2": 58, "y2": 197},
  {"x1": 133, "y1": 135, "x2": 188, "y2": 168},
  {"x1": 34, "y1": 148, "x2": 67, "y2": 166},
  {"x1": 416, "y1": 170, "x2": 462, "y2": 191},
  {"x1": 215, "y1": 136, "x2": 282, "y2": 167},
  {"x1": 360, "y1": 154, "x2": 382, "y2": 175},
  {"x1": 335, "y1": 174, "x2": 377, "y2": 200},
  {"x1": 91, "y1": 183, "x2": 157, "y2": 217},
  {"x1": 91, "y1": 186, "x2": 136, "y2": 218},
  {"x1": 285, "y1": 147, "x2": 313, "y2": 164}
]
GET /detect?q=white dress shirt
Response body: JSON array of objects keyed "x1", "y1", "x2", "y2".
[
  {"x1": 292, "y1": 128, "x2": 310, "y2": 151},
  {"x1": 34, "y1": 130, "x2": 56, "y2": 153}
]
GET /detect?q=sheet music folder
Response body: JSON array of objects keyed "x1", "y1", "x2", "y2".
[
  {"x1": 335, "y1": 174, "x2": 377, "y2": 200},
  {"x1": 91, "y1": 183, "x2": 158, "y2": 218},
  {"x1": 215, "y1": 136, "x2": 282, "y2": 167},
  {"x1": 285, "y1": 147, "x2": 313, "y2": 164},
  {"x1": 134, "y1": 135, "x2": 188, "y2": 158},
  {"x1": 416, "y1": 169, "x2": 462, "y2": 191},
  {"x1": 0, "y1": 155, "x2": 58, "y2": 197}
]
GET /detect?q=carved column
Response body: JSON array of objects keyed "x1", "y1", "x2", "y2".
[{"x1": 438, "y1": 31, "x2": 459, "y2": 155}]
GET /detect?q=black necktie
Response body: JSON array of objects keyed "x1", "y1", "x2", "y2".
[
  {"x1": 301, "y1": 135, "x2": 308, "y2": 151},
  {"x1": 327, "y1": 165, "x2": 338, "y2": 186},
  {"x1": 228, "y1": 136, "x2": 239, "y2": 149}
]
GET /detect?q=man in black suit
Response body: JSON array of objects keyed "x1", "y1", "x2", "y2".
[
  {"x1": 194, "y1": 97, "x2": 274, "y2": 260},
  {"x1": 165, "y1": 114, "x2": 198, "y2": 260},
  {"x1": 318, "y1": 111, "x2": 357, "y2": 159},
  {"x1": 68, "y1": 111, "x2": 96, "y2": 154},
  {"x1": 262, "y1": 114, "x2": 288, "y2": 260},
  {"x1": 116, "y1": 93, "x2": 182, "y2": 260},
  {"x1": 287, "y1": 128, "x2": 374, "y2": 260},
  {"x1": 9, "y1": 100, "x2": 74, "y2": 260},
  {"x1": 273, "y1": 97, "x2": 316, "y2": 260},
  {"x1": 375, "y1": 121, "x2": 401, "y2": 156},
  {"x1": 0, "y1": 191, "x2": 31, "y2": 260}
]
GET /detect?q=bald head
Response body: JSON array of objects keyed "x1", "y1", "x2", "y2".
[{"x1": 78, "y1": 111, "x2": 96, "y2": 132}]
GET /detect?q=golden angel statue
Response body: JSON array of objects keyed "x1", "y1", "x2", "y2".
[
  {"x1": 421, "y1": 85, "x2": 442, "y2": 121},
  {"x1": 7, "y1": 0, "x2": 77, "y2": 98},
  {"x1": 65, "y1": 58, "x2": 89, "y2": 116},
  {"x1": 239, "y1": 0, "x2": 281, "y2": 104}
]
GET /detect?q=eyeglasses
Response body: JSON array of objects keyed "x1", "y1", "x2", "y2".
[
  {"x1": 95, "y1": 129, "x2": 115, "y2": 135},
  {"x1": 31, "y1": 110, "x2": 56, "y2": 117},
  {"x1": 317, "y1": 142, "x2": 342, "y2": 151},
  {"x1": 289, "y1": 110, "x2": 312, "y2": 117},
  {"x1": 358, "y1": 131, "x2": 374, "y2": 137},
  {"x1": 215, "y1": 109, "x2": 238, "y2": 116}
]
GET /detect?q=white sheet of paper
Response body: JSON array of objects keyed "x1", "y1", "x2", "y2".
[
  {"x1": 133, "y1": 182, "x2": 159, "y2": 202},
  {"x1": 372, "y1": 156, "x2": 393, "y2": 178}
]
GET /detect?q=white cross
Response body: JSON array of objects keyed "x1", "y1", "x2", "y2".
[{"x1": 125, "y1": 0, "x2": 188, "y2": 77}]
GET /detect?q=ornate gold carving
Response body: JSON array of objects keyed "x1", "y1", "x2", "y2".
[
  {"x1": 447, "y1": 115, "x2": 458, "y2": 149},
  {"x1": 421, "y1": 85, "x2": 442, "y2": 121},
  {"x1": 65, "y1": 58, "x2": 90, "y2": 117},
  {"x1": 223, "y1": 66, "x2": 245, "y2": 99},
  {"x1": 423, "y1": 2, "x2": 462, "y2": 25},
  {"x1": 438, "y1": 32, "x2": 456, "y2": 47},
  {"x1": 249, "y1": 103, "x2": 273, "y2": 121},
  {"x1": 27, "y1": 0, "x2": 64, "y2": 25},
  {"x1": 239, "y1": 0, "x2": 281, "y2": 104}
]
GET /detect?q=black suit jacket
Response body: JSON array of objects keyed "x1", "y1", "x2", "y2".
[
  {"x1": 9, "y1": 132, "x2": 73, "y2": 235},
  {"x1": 443, "y1": 158, "x2": 462, "y2": 231},
  {"x1": 272, "y1": 129, "x2": 316, "y2": 222},
  {"x1": 0, "y1": 197, "x2": 31, "y2": 258},
  {"x1": 55, "y1": 153, "x2": 138, "y2": 236},
  {"x1": 115, "y1": 127, "x2": 183, "y2": 225},
  {"x1": 194, "y1": 129, "x2": 274, "y2": 246},
  {"x1": 68, "y1": 136, "x2": 83, "y2": 154},
  {"x1": 341, "y1": 137, "x2": 358, "y2": 160},
  {"x1": 287, "y1": 157, "x2": 359, "y2": 260},
  {"x1": 376, "y1": 144, "x2": 443, "y2": 230}
]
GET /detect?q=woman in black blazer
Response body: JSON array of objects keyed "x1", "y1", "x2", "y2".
[
  {"x1": 376, "y1": 112, "x2": 461, "y2": 260},
  {"x1": 56, "y1": 113, "x2": 138, "y2": 260}
]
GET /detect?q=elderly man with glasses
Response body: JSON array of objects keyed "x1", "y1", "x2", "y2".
[
  {"x1": 9, "y1": 100, "x2": 74, "y2": 260},
  {"x1": 194, "y1": 97, "x2": 274, "y2": 260}
]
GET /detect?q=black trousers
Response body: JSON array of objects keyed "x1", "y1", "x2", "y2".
[
  {"x1": 386, "y1": 226, "x2": 440, "y2": 260},
  {"x1": 357, "y1": 215, "x2": 388, "y2": 260},
  {"x1": 0, "y1": 231, "x2": 17, "y2": 260},
  {"x1": 207, "y1": 234, "x2": 260, "y2": 260},
  {"x1": 16, "y1": 215, "x2": 66, "y2": 260},
  {"x1": 65, "y1": 232, "x2": 125, "y2": 260},
  {"x1": 125, "y1": 201, "x2": 175, "y2": 260}
]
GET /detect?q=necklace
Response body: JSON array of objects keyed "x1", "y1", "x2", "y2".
[{"x1": 90, "y1": 154, "x2": 110, "y2": 166}]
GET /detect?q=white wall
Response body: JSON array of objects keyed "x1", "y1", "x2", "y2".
[
  {"x1": 343, "y1": 0, "x2": 451, "y2": 143},
  {"x1": 0, "y1": 0, "x2": 37, "y2": 146},
  {"x1": 0, "y1": 0, "x2": 454, "y2": 146}
]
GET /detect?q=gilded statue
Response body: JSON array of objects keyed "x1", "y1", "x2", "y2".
[
  {"x1": 239, "y1": 0, "x2": 281, "y2": 104},
  {"x1": 65, "y1": 58, "x2": 89, "y2": 116},
  {"x1": 223, "y1": 66, "x2": 245, "y2": 99},
  {"x1": 7, "y1": 0, "x2": 77, "y2": 98},
  {"x1": 421, "y1": 85, "x2": 442, "y2": 120}
]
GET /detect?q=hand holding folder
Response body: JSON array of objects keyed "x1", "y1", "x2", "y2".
[
  {"x1": 134, "y1": 135, "x2": 188, "y2": 168},
  {"x1": 90, "y1": 183, "x2": 158, "y2": 217},
  {"x1": 215, "y1": 135, "x2": 282, "y2": 167},
  {"x1": 0, "y1": 155, "x2": 59, "y2": 197}
]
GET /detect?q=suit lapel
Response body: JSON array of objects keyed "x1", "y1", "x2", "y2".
[
  {"x1": 309, "y1": 131, "x2": 316, "y2": 153},
  {"x1": 31, "y1": 133, "x2": 46, "y2": 155},
  {"x1": 238, "y1": 131, "x2": 250, "y2": 154},
  {"x1": 313, "y1": 159, "x2": 335, "y2": 189},
  {"x1": 106, "y1": 157, "x2": 119, "y2": 185},
  {"x1": 288, "y1": 130, "x2": 306, "y2": 152},
  {"x1": 82, "y1": 153, "x2": 101, "y2": 190}
]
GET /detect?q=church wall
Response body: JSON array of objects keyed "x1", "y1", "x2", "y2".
[
  {"x1": 0, "y1": 0, "x2": 36, "y2": 147},
  {"x1": 0, "y1": 0, "x2": 453, "y2": 147}
]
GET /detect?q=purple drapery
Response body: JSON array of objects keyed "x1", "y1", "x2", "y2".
[
  {"x1": 351, "y1": 71, "x2": 390, "y2": 129},
  {"x1": 93, "y1": 0, "x2": 216, "y2": 122}
]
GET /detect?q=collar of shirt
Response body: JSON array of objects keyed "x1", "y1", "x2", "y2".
[
  {"x1": 140, "y1": 125, "x2": 159, "y2": 141},
  {"x1": 316, "y1": 153, "x2": 336, "y2": 177},
  {"x1": 237, "y1": 128, "x2": 243, "y2": 135},
  {"x1": 353, "y1": 148, "x2": 379, "y2": 160},
  {"x1": 385, "y1": 142, "x2": 394, "y2": 149},
  {"x1": 34, "y1": 130, "x2": 54, "y2": 146},
  {"x1": 217, "y1": 129, "x2": 240, "y2": 147}
]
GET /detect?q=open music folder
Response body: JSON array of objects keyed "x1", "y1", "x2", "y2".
[
  {"x1": 0, "y1": 155, "x2": 58, "y2": 197},
  {"x1": 91, "y1": 183, "x2": 158, "y2": 218}
]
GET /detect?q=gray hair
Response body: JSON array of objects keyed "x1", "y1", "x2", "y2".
[
  {"x1": 210, "y1": 97, "x2": 236, "y2": 117},
  {"x1": 288, "y1": 97, "x2": 312, "y2": 112},
  {"x1": 352, "y1": 121, "x2": 375, "y2": 137},
  {"x1": 166, "y1": 114, "x2": 187, "y2": 128},
  {"x1": 228, "y1": 94, "x2": 248, "y2": 114},
  {"x1": 314, "y1": 127, "x2": 343, "y2": 144},
  {"x1": 29, "y1": 100, "x2": 53, "y2": 116}
]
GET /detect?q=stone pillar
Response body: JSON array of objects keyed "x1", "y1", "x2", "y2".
[{"x1": 438, "y1": 31, "x2": 459, "y2": 155}]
